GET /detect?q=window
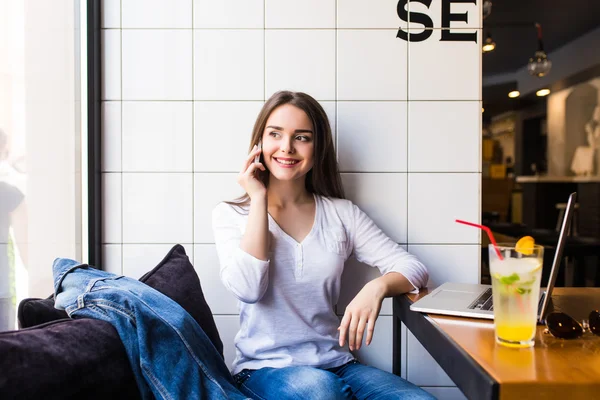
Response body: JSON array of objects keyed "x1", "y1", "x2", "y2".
[{"x1": 0, "y1": 0, "x2": 92, "y2": 331}]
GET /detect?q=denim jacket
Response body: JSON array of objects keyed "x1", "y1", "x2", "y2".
[{"x1": 52, "y1": 258, "x2": 250, "y2": 400}]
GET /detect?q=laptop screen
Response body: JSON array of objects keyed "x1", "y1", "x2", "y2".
[{"x1": 537, "y1": 192, "x2": 577, "y2": 322}]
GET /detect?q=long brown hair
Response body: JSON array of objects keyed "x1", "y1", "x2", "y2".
[{"x1": 227, "y1": 90, "x2": 345, "y2": 208}]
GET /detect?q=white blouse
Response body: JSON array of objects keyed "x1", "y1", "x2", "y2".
[{"x1": 212, "y1": 195, "x2": 429, "y2": 375}]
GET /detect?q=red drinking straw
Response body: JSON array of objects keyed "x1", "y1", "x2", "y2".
[{"x1": 455, "y1": 219, "x2": 503, "y2": 260}]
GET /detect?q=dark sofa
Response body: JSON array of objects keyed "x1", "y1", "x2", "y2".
[{"x1": 0, "y1": 245, "x2": 224, "y2": 400}]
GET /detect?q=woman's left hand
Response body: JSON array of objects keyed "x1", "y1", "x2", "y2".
[{"x1": 338, "y1": 281, "x2": 384, "y2": 351}]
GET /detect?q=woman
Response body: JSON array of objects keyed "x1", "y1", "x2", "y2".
[{"x1": 212, "y1": 91, "x2": 434, "y2": 399}]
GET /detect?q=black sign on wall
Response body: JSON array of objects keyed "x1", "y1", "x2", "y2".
[{"x1": 397, "y1": 0, "x2": 478, "y2": 43}]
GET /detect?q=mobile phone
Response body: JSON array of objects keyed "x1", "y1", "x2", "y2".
[{"x1": 254, "y1": 140, "x2": 262, "y2": 164}]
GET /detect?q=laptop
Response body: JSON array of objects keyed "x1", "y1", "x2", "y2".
[{"x1": 410, "y1": 192, "x2": 577, "y2": 324}]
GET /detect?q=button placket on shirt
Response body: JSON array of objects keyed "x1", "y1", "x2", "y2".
[{"x1": 295, "y1": 243, "x2": 303, "y2": 279}]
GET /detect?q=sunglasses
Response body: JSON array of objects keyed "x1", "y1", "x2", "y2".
[{"x1": 544, "y1": 310, "x2": 600, "y2": 339}]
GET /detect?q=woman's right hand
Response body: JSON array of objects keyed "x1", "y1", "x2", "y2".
[{"x1": 238, "y1": 144, "x2": 266, "y2": 199}]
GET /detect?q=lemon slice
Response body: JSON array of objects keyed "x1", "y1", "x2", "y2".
[
  {"x1": 515, "y1": 236, "x2": 535, "y2": 255},
  {"x1": 531, "y1": 262, "x2": 543, "y2": 272}
]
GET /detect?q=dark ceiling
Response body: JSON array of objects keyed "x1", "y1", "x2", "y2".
[
  {"x1": 481, "y1": 0, "x2": 600, "y2": 120},
  {"x1": 482, "y1": 0, "x2": 600, "y2": 77}
]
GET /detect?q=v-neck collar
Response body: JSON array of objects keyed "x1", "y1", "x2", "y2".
[{"x1": 268, "y1": 194, "x2": 320, "y2": 246}]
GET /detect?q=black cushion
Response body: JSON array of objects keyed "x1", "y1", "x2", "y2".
[
  {"x1": 139, "y1": 244, "x2": 223, "y2": 357},
  {"x1": 2, "y1": 244, "x2": 223, "y2": 399},
  {"x1": 0, "y1": 318, "x2": 141, "y2": 400},
  {"x1": 18, "y1": 294, "x2": 68, "y2": 328}
]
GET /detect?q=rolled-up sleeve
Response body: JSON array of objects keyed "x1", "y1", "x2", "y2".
[
  {"x1": 351, "y1": 204, "x2": 429, "y2": 292},
  {"x1": 212, "y1": 203, "x2": 270, "y2": 303}
]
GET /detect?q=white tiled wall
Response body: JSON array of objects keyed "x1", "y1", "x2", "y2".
[
  {"x1": 101, "y1": 1, "x2": 481, "y2": 398},
  {"x1": 407, "y1": 30, "x2": 481, "y2": 101},
  {"x1": 337, "y1": 30, "x2": 408, "y2": 100},
  {"x1": 122, "y1": 101, "x2": 193, "y2": 171}
]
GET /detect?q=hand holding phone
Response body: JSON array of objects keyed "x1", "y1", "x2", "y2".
[
  {"x1": 254, "y1": 140, "x2": 262, "y2": 164},
  {"x1": 239, "y1": 139, "x2": 266, "y2": 199}
]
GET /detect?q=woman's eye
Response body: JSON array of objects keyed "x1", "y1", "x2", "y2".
[
  {"x1": 269, "y1": 131, "x2": 280, "y2": 137},
  {"x1": 296, "y1": 135, "x2": 310, "y2": 142}
]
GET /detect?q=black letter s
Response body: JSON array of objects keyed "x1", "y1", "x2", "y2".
[
  {"x1": 397, "y1": 0, "x2": 434, "y2": 42},
  {"x1": 396, "y1": 0, "x2": 410, "y2": 41}
]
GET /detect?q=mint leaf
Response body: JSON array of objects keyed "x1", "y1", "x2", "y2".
[
  {"x1": 499, "y1": 273, "x2": 520, "y2": 285},
  {"x1": 516, "y1": 287, "x2": 532, "y2": 295}
]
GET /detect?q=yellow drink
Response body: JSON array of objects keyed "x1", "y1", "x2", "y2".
[
  {"x1": 489, "y1": 246, "x2": 543, "y2": 348},
  {"x1": 495, "y1": 323, "x2": 537, "y2": 342}
]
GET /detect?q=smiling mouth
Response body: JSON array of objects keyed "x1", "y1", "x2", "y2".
[{"x1": 274, "y1": 158, "x2": 300, "y2": 166}]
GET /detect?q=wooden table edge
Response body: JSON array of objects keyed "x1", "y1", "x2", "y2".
[{"x1": 393, "y1": 294, "x2": 499, "y2": 400}]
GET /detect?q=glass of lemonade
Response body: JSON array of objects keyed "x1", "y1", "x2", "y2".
[{"x1": 488, "y1": 243, "x2": 544, "y2": 348}]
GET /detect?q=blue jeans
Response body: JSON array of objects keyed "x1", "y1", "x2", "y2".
[
  {"x1": 234, "y1": 359, "x2": 436, "y2": 400},
  {"x1": 53, "y1": 258, "x2": 250, "y2": 400}
]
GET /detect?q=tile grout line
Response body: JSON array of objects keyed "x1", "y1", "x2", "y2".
[
  {"x1": 406, "y1": 0, "x2": 410, "y2": 247},
  {"x1": 107, "y1": 242, "x2": 479, "y2": 246},
  {"x1": 405, "y1": 3, "x2": 410, "y2": 377},
  {"x1": 191, "y1": 0, "x2": 195, "y2": 262},
  {"x1": 108, "y1": 99, "x2": 481, "y2": 103},
  {"x1": 119, "y1": 0, "x2": 124, "y2": 275},
  {"x1": 103, "y1": 27, "x2": 481, "y2": 31},
  {"x1": 478, "y1": 23, "x2": 483, "y2": 283},
  {"x1": 102, "y1": 171, "x2": 482, "y2": 174},
  {"x1": 334, "y1": 0, "x2": 338, "y2": 316},
  {"x1": 333, "y1": 0, "x2": 341, "y2": 175}
]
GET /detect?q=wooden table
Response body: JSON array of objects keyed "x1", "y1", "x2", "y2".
[{"x1": 393, "y1": 288, "x2": 600, "y2": 399}]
